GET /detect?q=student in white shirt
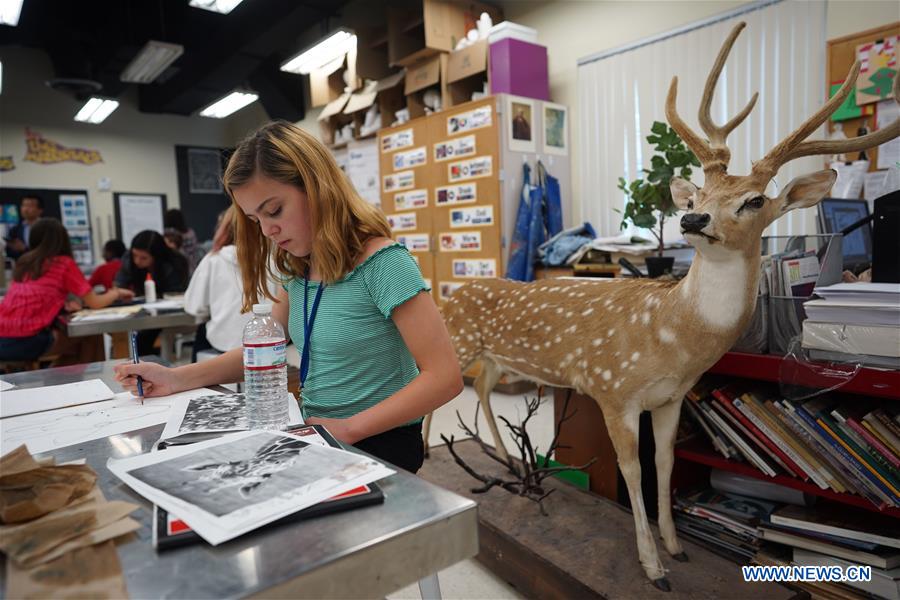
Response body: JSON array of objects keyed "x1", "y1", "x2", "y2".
[{"x1": 184, "y1": 207, "x2": 279, "y2": 360}]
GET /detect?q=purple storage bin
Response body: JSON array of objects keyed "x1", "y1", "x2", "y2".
[{"x1": 489, "y1": 38, "x2": 549, "y2": 101}]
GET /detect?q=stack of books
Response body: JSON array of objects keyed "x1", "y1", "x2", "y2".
[
  {"x1": 761, "y1": 505, "x2": 900, "y2": 599},
  {"x1": 683, "y1": 381, "x2": 900, "y2": 509},
  {"x1": 803, "y1": 282, "x2": 900, "y2": 369},
  {"x1": 672, "y1": 490, "x2": 775, "y2": 562}
]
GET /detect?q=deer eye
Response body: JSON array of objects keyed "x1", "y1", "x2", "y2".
[
  {"x1": 745, "y1": 196, "x2": 765, "y2": 209},
  {"x1": 738, "y1": 195, "x2": 765, "y2": 214}
]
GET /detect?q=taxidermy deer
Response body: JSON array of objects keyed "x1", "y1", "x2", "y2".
[{"x1": 428, "y1": 22, "x2": 899, "y2": 591}]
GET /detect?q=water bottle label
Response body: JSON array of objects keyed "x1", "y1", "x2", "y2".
[{"x1": 243, "y1": 340, "x2": 287, "y2": 370}]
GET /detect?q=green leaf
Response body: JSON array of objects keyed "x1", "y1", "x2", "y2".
[{"x1": 650, "y1": 121, "x2": 668, "y2": 135}]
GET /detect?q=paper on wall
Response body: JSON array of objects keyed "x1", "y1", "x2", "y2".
[
  {"x1": 876, "y1": 100, "x2": 900, "y2": 170},
  {"x1": 0, "y1": 380, "x2": 114, "y2": 419},
  {"x1": 0, "y1": 388, "x2": 222, "y2": 455},
  {"x1": 864, "y1": 170, "x2": 889, "y2": 202}
]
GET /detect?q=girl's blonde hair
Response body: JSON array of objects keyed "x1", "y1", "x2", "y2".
[{"x1": 223, "y1": 121, "x2": 391, "y2": 312}]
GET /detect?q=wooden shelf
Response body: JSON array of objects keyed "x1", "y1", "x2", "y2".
[
  {"x1": 675, "y1": 439, "x2": 900, "y2": 518},
  {"x1": 708, "y1": 352, "x2": 900, "y2": 400}
]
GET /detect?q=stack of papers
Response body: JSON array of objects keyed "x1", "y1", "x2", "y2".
[{"x1": 803, "y1": 283, "x2": 900, "y2": 368}]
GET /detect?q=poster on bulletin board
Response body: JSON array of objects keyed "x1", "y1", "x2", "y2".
[
  {"x1": 855, "y1": 36, "x2": 897, "y2": 105},
  {"x1": 114, "y1": 193, "x2": 167, "y2": 247}
]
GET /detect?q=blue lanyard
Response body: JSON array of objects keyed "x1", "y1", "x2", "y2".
[{"x1": 300, "y1": 271, "x2": 325, "y2": 392}]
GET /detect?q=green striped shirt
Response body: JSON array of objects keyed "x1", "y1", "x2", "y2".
[{"x1": 284, "y1": 243, "x2": 428, "y2": 420}]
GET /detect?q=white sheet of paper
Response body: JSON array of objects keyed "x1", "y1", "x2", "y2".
[
  {"x1": 0, "y1": 380, "x2": 14, "y2": 392},
  {"x1": 864, "y1": 170, "x2": 889, "y2": 202},
  {"x1": 0, "y1": 379, "x2": 114, "y2": 419},
  {"x1": 876, "y1": 100, "x2": 900, "y2": 170},
  {"x1": 107, "y1": 430, "x2": 395, "y2": 545},
  {"x1": 0, "y1": 388, "x2": 222, "y2": 455},
  {"x1": 141, "y1": 299, "x2": 184, "y2": 311}
]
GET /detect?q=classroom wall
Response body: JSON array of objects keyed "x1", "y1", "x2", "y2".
[
  {"x1": 0, "y1": 46, "x2": 247, "y2": 256},
  {"x1": 496, "y1": 0, "x2": 900, "y2": 225}
]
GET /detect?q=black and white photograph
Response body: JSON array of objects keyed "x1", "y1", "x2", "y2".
[
  {"x1": 187, "y1": 148, "x2": 224, "y2": 194},
  {"x1": 109, "y1": 430, "x2": 395, "y2": 545},
  {"x1": 160, "y1": 393, "x2": 302, "y2": 443}
]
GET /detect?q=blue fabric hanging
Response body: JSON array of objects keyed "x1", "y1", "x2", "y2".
[
  {"x1": 506, "y1": 162, "x2": 540, "y2": 281},
  {"x1": 539, "y1": 161, "x2": 563, "y2": 238}
]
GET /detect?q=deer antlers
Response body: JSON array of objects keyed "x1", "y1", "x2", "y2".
[{"x1": 666, "y1": 21, "x2": 900, "y2": 184}]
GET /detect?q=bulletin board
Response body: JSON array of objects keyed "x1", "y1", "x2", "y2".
[
  {"x1": 113, "y1": 192, "x2": 167, "y2": 247},
  {"x1": 827, "y1": 22, "x2": 900, "y2": 170}
]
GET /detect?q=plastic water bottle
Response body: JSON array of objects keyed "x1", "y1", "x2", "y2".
[{"x1": 242, "y1": 303, "x2": 289, "y2": 430}]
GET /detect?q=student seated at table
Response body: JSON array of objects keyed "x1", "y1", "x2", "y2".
[
  {"x1": 184, "y1": 206, "x2": 280, "y2": 361},
  {"x1": 116, "y1": 230, "x2": 190, "y2": 355},
  {"x1": 116, "y1": 120, "x2": 462, "y2": 474},
  {"x1": 0, "y1": 218, "x2": 134, "y2": 365},
  {"x1": 165, "y1": 208, "x2": 204, "y2": 273},
  {"x1": 88, "y1": 239, "x2": 127, "y2": 291}
]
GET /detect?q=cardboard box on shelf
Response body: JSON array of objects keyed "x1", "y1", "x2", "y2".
[
  {"x1": 355, "y1": 25, "x2": 393, "y2": 81},
  {"x1": 388, "y1": 0, "x2": 501, "y2": 68},
  {"x1": 405, "y1": 53, "x2": 448, "y2": 119},
  {"x1": 318, "y1": 93, "x2": 353, "y2": 146},
  {"x1": 446, "y1": 39, "x2": 488, "y2": 107},
  {"x1": 309, "y1": 50, "x2": 360, "y2": 108}
]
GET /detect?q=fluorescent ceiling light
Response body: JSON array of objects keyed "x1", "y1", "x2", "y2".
[
  {"x1": 280, "y1": 29, "x2": 356, "y2": 75},
  {"x1": 189, "y1": 0, "x2": 244, "y2": 14},
  {"x1": 74, "y1": 97, "x2": 120, "y2": 124},
  {"x1": 0, "y1": 0, "x2": 24, "y2": 26},
  {"x1": 120, "y1": 40, "x2": 184, "y2": 84},
  {"x1": 199, "y1": 91, "x2": 258, "y2": 118}
]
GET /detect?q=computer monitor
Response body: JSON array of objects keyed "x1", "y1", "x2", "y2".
[{"x1": 817, "y1": 198, "x2": 873, "y2": 272}]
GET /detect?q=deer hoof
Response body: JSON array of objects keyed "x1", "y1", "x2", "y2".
[
  {"x1": 672, "y1": 552, "x2": 689, "y2": 562},
  {"x1": 652, "y1": 577, "x2": 671, "y2": 592}
]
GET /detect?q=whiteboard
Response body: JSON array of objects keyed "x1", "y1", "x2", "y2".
[{"x1": 114, "y1": 192, "x2": 167, "y2": 246}]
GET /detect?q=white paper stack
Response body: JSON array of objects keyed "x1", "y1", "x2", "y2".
[{"x1": 803, "y1": 283, "x2": 900, "y2": 368}]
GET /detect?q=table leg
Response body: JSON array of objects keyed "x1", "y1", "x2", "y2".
[
  {"x1": 417, "y1": 574, "x2": 441, "y2": 600},
  {"x1": 159, "y1": 331, "x2": 174, "y2": 363}
]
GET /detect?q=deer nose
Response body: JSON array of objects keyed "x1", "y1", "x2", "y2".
[{"x1": 681, "y1": 213, "x2": 711, "y2": 232}]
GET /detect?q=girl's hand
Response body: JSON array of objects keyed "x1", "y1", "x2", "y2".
[
  {"x1": 113, "y1": 361, "x2": 181, "y2": 398},
  {"x1": 115, "y1": 288, "x2": 135, "y2": 302},
  {"x1": 306, "y1": 416, "x2": 362, "y2": 445}
]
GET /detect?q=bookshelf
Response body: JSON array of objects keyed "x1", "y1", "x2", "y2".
[
  {"x1": 676, "y1": 351, "x2": 900, "y2": 518},
  {"x1": 675, "y1": 439, "x2": 900, "y2": 518},
  {"x1": 708, "y1": 352, "x2": 900, "y2": 400}
]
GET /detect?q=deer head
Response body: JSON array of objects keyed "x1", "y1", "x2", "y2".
[{"x1": 666, "y1": 22, "x2": 899, "y2": 260}]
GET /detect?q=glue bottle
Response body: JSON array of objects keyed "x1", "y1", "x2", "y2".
[{"x1": 144, "y1": 272, "x2": 157, "y2": 303}]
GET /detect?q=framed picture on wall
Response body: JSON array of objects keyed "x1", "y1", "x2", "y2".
[
  {"x1": 507, "y1": 96, "x2": 536, "y2": 153},
  {"x1": 187, "y1": 148, "x2": 223, "y2": 194},
  {"x1": 543, "y1": 102, "x2": 568, "y2": 156},
  {"x1": 114, "y1": 192, "x2": 167, "y2": 247}
]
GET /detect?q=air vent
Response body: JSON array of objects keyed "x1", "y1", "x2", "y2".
[{"x1": 45, "y1": 77, "x2": 103, "y2": 96}]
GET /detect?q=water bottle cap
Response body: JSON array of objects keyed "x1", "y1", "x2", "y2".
[{"x1": 252, "y1": 303, "x2": 272, "y2": 315}]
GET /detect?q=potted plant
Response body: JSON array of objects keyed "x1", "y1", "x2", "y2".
[{"x1": 616, "y1": 121, "x2": 700, "y2": 277}]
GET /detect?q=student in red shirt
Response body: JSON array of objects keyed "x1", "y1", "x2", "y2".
[
  {"x1": 88, "y1": 239, "x2": 127, "y2": 291},
  {"x1": 0, "y1": 219, "x2": 134, "y2": 365}
]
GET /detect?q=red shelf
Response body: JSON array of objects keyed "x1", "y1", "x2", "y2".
[
  {"x1": 708, "y1": 352, "x2": 900, "y2": 400},
  {"x1": 675, "y1": 439, "x2": 900, "y2": 518}
]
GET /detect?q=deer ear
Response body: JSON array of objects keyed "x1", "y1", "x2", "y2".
[
  {"x1": 670, "y1": 177, "x2": 698, "y2": 211},
  {"x1": 778, "y1": 169, "x2": 837, "y2": 213}
]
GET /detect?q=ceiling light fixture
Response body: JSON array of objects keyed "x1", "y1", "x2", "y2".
[
  {"x1": 280, "y1": 29, "x2": 356, "y2": 75},
  {"x1": 199, "y1": 91, "x2": 258, "y2": 118},
  {"x1": 120, "y1": 40, "x2": 184, "y2": 84},
  {"x1": 0, "y1": 0, "x2": 24, "y2": 26},
  {"x1": 189, "y1": 0, "x2": 245, "y2": 14},
  {"x1": 74, "y1": 97, "x2": 120, "y2": 124}
]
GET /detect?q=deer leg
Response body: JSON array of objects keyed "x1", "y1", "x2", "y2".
[
  {"x1": 651, "y1": 397, "x2": 687, "y2": 561},
  {"x1": 422, "y1": 412, "x2": 432, "y2": 458},
  {"x1": 606, "y1": 409, "x2": 669, "y2": 589},
  {"x1": 474, "y1": 358, "x2": 509, "y2": 462}
]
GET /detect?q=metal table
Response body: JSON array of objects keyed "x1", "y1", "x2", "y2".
[
  {"x1": 65, "y1": 310, "x2": 205, "y2": 362},
  {"x1": 0, "y1": 361, "x2": 478, "y2": 599}
]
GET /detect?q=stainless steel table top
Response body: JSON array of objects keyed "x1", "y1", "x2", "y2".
[
  {"x1": 0, "y1": 361, "x2": 478, "y2": 599},
  {"x1": 65, "y1": 309, "x2": 203, "y2": 337}
]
